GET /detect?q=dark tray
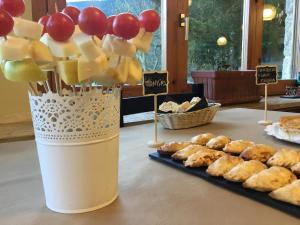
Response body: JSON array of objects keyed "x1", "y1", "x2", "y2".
[{"x1": 149, "y1": 152, "x2": 300, "y2": 219}]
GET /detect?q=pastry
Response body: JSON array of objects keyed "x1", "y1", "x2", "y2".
[
  {"x1": 267, "y1": 148, "x2": 300, "y2": 168},
  {"x1": 171, "y1": 144, "x2": 204, "y2": 161},
  {"x1": 223, "y1": 140, "x2": 255, "y2": 154},
  {"x1": 206, "y1": 135, "x2": 231, "y2": 150},
  {"x1": 279, "y1": 115, "x2": 300, "y2": 133},
  {"x1": 191, "y1": 133, "x2": 214, "y2": 146},
  {"x1": 291, "y1": 162, "x2": 300, "y2": 176},
  {"x1": 269, "y1": 180, "x2": 300, "y2": 206},
  {"x1": 159, "y1": 101, "x2": 178, "y2": 113},
  {"x1": 177, "y1": 101, "x2": 191, "y2": 113},
  {"x1": 184, "y1": 148, "x2": 226, "y2": 167},
  {"x1": 243, "y1": 166, "x2": 297, "y2": 192},
  {"x1": 224, "y1": 160, "x2": 267, "y2": 182},
  {"x1": 240, "y1": 144, "x2": 276, "y2": 162},
  {"x1": 157, "y1": 141, "x2": 191, "y2": 156},
  {"x1": 206, "y1": 155, "x2": 243, "y2": 177}
]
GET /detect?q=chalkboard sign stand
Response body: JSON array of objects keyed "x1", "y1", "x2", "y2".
[
  {"x1": 147, "y1": 95, "x2": 165, "y2": 148},
  {"x1": 255, "y1": 65, "x2": 278, "y2": 126},
  {"x1": 258, "y1": 84, "x2": 273, "y2": 126},
  {"x1": 143, "y1": 71, "x2": 169, "y2": 148}
]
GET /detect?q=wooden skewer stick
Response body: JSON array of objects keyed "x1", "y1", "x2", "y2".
[
  {"x1": 54, "y1": 71, "x2": 60, "y2": 95},
  {"x1": 72, "y1": 85, "x2": 76, "y2": 96},
  {"x1": 46, "y1": 79, "x2": 51, "y2": 92},
  {"x1": 54, "y1": 2, "x2": 59, "y2": 13},
  {"x1": 28, "y1": 82, "x2": 38, "y2": 96},
  {"x1": 43, "y1": 81, "x2": 49, "y2": 93}
]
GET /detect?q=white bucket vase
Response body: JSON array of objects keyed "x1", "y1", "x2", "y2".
[{"x1": 29, "y1": 88, "x2": 120, "y2": 214}]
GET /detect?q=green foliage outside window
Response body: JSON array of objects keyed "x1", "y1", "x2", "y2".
[
  {"x1": 262, "y1": 0, "x2": 286, "y2": 79},
  {"x1": 188, "y1": 0, "x2": 243, "y2": 75}
]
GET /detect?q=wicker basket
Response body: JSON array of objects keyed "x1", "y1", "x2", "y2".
[{"x1": 157, "y1": 103, "x2": 221, "y2": 130}]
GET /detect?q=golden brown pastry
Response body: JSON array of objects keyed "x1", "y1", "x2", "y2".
[
  {"x1": 240, "y1": 144, "x2": 276, "y2": 162},
  {"x1": 184, "y1": 148, "x2": 226, "y2": 167},
  {"x1": 267, "y1": 148, "x2": 300, "y2": 168},
  {"x1": 279, "y1": 115, "x2": 300, "y2": 133},
  {"x1": 206, "y1": 135, "x2": 231, "y2": 150},
  {"x1": 291, "y1": 162, "x2": 300, "y2": 176},
  {"x1": 224, "y1": 160, "x2": 267, "y2": 182},
  {"x1": 269, "y1": 180, "x2": 300, "y2": 206},
  {"x1": 206, "y1": 155, "x2": 243, "y2": 177},
  {"x1": 171, "y1": 144, "x2": 204, "y2": 161},
  {"x1": 223, "y1": 140, "x2": 255, "y2": 154},
  {"x1": 157, "y1": 141, "x2": 191, "y2": 155},
  {"x1": 243, "y1": 166, "x2": 297, "y2": 192},
  {"x1": 191, "y1": 133, "x2": 214, "y2": 146}
]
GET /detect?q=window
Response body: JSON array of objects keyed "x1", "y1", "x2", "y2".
[
  {"x1": 66, "y1": 0, "x2": 162, "y2": 71},
  {"x1": 187, "y1": 0, "x2": 244, "y2": 77},
  {"x1": 261, "y1": 0, "x2": 294, "y2": 79}
]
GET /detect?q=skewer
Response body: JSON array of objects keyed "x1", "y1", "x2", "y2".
[
  {"x1": 54, "y1": 71, "x2": 61, "y2": 95},
  {"x1": 72, "y1": 85, "x2": 76, "y2": 96},
  {"x1": 28, "y1": 82, "x2": 38, "y2": 96}
]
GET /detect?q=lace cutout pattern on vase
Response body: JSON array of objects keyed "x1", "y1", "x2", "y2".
[{"x1": 29, "y1": 88, "x2": 120, "y2": 144}]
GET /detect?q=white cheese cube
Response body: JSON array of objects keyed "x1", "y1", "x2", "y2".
[
  {"x1": 29, "y1": 40, "x2": 54, "y2": 65},
  {"x1": 13, "y1": 17, "x2": 43, "y2": 40},
  {"x1": 102, "y1": 34, "x2": 115, "y2": 54},
  {"x1": 73, "y1": 33, "x2": 104, "y2": 60},
  {"x1": 111, "y1": 37, "x2": 136, "y2": 57},
  {"x1": 130, "y1": 28, "x2": 153, "y2": 53},
  {"x1": 45, "y1": 34, "x2": 80, "y2": 58},
  {"x1": 127, "y1": 58, "x2": 142, "y2": 84},
  {"x1": 78, "y1": 54, "x2": 108, "y2": 82},
  {"x1": 106, "y1": 56, "x2": 129, "y2": 83},
  {"x1": 0, "y1": 36, "x2": 30, "y2": 61}
]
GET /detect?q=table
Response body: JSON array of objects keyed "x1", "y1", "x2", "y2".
[
  {"x1": 0, "y1": 108, "x2": 299, "y2": 225},
  {"x1": 226, "y1": 96, "x2": 300, "y2": 112}
]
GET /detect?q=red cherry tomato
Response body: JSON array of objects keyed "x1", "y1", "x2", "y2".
[
  {"x1": 0, "y1": 0, "x2": 25, "y2": 17},
  {"x1": 38, "y1": 15, "x2": 50, "y2": 35},
  {"x1": 139, "y1": 9, "x2": 160, "y2": 32},
  {"x1": 106, "y1": 15, "x2": 116, "y2": 35},
  {"x1": 0, "y1": 8, "x2": 13, "y2": 36},
  {"x1": 78, "y1": 7, "x2": 107, "y2": 36},
  {"x1": 113, "y1": 13, "x2": 140, "y2": 40},
  {"x1": 46, "y1": 13, "x2": 75, "y2": 42},
  {"x1": 62, "y1": 6, "x2": 80, "y2": 25}
]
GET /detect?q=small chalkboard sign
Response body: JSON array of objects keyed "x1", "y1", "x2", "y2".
[
  {"x1": 143, "y1": 71, "x2": 169, "y2": 96},
  {"x1": 256, "y1": 65, "x2": 278, "y2": 85}
]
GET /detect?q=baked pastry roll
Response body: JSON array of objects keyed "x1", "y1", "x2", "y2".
[
  {"x1": 206, "y1": 155, "x2": 243, "y2": 177},
  {"x1": 206, "y1": 135, "x2": 231, "y2": 150},
  {"x1": 240, "y1": 144, "x2": 276, "y2": 162},
  {"x1": 279, "y1": 115, "x2": 300, "y2": 133},
  {"x1": 224, "y1": 160, "x2": 267, "y2": 182},
  {"x1": 291, "y1": 162, "x2": 300, "y2": 176},
  {"x1": 171, "y1": 144, "x2": 204, "y2": 161},
  {"x1": 267, "y1": 148, "x2": 300, "y2": 168},
  {"x1": 157, "y1": 141, "x2": 191, "y2": 156},
  {"x1": 184, "y1": 148, "x2": 226, "y2": 167},
  {"x1": 269, "y1": 180, "x2": 300, "y2": 206},
  {"x1": 223, "y1": 140, "x2": 255, "y2": 154},
  {"x1": 243, "y1": 166, "x2": 297, "y2": 192},
  {"x1": 191, "y1": 133, "x2": 214, "y2": 145}
]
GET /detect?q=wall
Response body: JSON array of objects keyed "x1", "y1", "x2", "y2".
[
  {"x1": 282, "y1": 0, "x2": 294, "y2": 79},
  {"x1": 0, "y1": 0, "x2": 33, "y2": 123}
]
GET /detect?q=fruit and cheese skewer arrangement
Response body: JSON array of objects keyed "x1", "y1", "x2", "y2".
[{"x1": 0, "y1": 0, "x2": 161, "y2": 96}]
